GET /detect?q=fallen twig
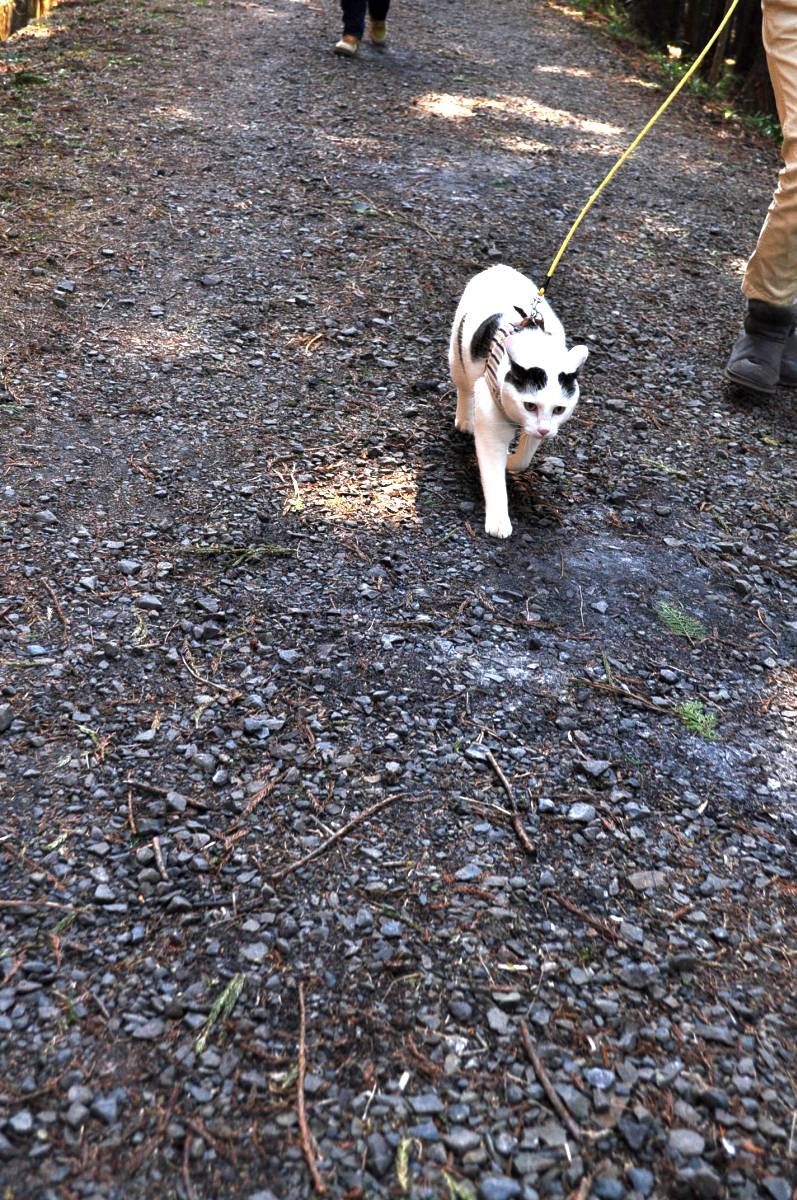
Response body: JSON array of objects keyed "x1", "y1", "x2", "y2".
[
  {"x1": 483, "y1": 748, "x2": 535, "y2": 857},
  {"x1": 297, "y1": 982, "x2": 325, "y2": 1195},
  {"x1": 42, "y1": 578, "x2": 68, "y2": 638},
  {"x1": 520, "y1": 1021, "x2": 581, "y2": 1143},
  {"x1": 575, "y1": 677, "x2": 669, "y2": 714},
  {"x1": 182, "y1": 1131, "x2": 196, "y2": 1200},
  {"x1": 152, "y1": 837, "x2": 169, "y2": 882},
  {"x1": 270, "y1": 795, "x2": 407, "y2": 882},
  {"x1": 223, "y1": 771, "x2": 286, "y2": 839},
  {"x1": 127, "y1": 788, "x2": 137, "y2": 835},
  {"x1": 546, "y1": 890, "x2": 632, "y2": 949},
  {"x1": 568, "y1": 1176, "x2": 593, "y2": 1200},
  {"x1": 185, "y1": 1116, "x2": 237, "y2": 1166},
  {"x1": 180, "y1": 653, "x2": 237, "y2": 695}
]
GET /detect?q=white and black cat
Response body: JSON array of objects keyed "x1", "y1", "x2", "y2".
[{"x1": 449, "y1": 264, "x2": 588, "y2": 538}]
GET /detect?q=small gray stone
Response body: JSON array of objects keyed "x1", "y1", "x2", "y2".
[
  {"x1": 593, "y1": 1180, "x2": 625, "y2": 1200},
  {"x1": 668, "y1": 1128, "x2": 705, "y2": 1157},
  {"x1": 585, "y1": 1067, "x2": 615, "y2": 1090},
  {"x1": 136, "y1": 593, "x2": 162, "y2": 611},
  {"x1": 479, "y1": 1176, "x2": 522, "y2": 1200},
  {"x1": 581, "y1": 758, "x2": 610, "y2": 777},
  {"x1": 91, "y1": 1095, "x2": 118, "y2": 1124},
  {"x1": 677, "y1": 1166, "x2": 722, "y2": 1199},
  {"x1": 555, "y1": 1082, "x2": 589, "y2": 1120},
  {"x1": 455, "y1": 863, "x2": 482, "y2": 881},
  {"x1": 567, "y1": 802, "x2": 596, "y2": 823},
  {"x1": 486, "y1": 1006, "x2": 510, "y2": 1034},
  {"x1": 93, "y1": 884, "x2": 116, "y2": 904},
  {"x1": 366, "y1": 1131, "x2": 392, "y2": 1178},
  {"x1": 628, "y1": 869, "x2": 668, "y2": 891},
  {"x1": 763, "y1": 1180, "x2": 791, "y2": 1200},
  {"x1": 8, "y1": 1111, "x2": 34, "y2": 1135},
  {"x1": 0, "y1": 705, "x2": 13, "y2": 734},
  {"x1": 409, "y1": 1092, "x2": 443, "y2": 1115},
  {"x1": 443, "y1": 1127, "x2": 482, "y2": 1155},
  {"x1": 763, "y1": 1180, "x2": 792, "y2": 1200},
  {"x1": 627, "y1": 1167, "x2": 654, "y2": 1197},
  {"x1": 241, "y1": 942, "x2": 269, "y2": 964},
  {"x1": 34, "y1": 509, "x2": 58, "y2": 525},
  {"x1": 63, "y1": 1101, "x2": 89, "y2": 1129},
  {"x1": 618, "y1": 962, "x2": 659, "y2": 990},
  {"x1": 118, "y1": 559, "x2": 142, "y2": 575},
  {"x1": 131, "y1": 1018, "x2": 166, "y2": 1040}
]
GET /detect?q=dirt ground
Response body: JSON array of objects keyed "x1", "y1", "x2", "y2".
[{"x1": 1, "y1": 1, "x2": 795, "y2": 1198}]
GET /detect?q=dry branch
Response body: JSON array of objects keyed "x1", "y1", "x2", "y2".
[
  {"x1": 270, "y1": 795, "x2": 407, "y2": 882},
  {"x1": 297, "y1": 982, "x2": 326, "y2": 1195},
  {"x1": 520, "y1": 1021, "x2": 582, "y2": 1143},
  {"x1": 483, "y1": 748, "x2": 536, "y2": 857}
]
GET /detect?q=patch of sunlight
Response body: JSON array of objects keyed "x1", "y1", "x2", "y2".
[
  {"x1": 151, "y1": 104, "x2": 199, "y2": 122},
  {"x1": 621, "y1": 75, "x2": 661, "y2": 91},
  {"x1": 415, "y1": 92, "x2": 624, "y2": 138},
  {"x1": 14, "y1": 22, "x2": 54, "y2": 41},
  {"x1": 496, "y1": 134, "x2": 551, "y2": 156},
  {"x1": 727, "y1": 255, "x2": 749, "y2": 277},
  {"x1": 535, "y1": 65, "x2": 593, "y2": 79},
  {"x1": 87, "y1": 326, "x2": 213, "y2": 370},
  {"x1": 298, "y1": 465, "x2": 420, "y2": 527}
]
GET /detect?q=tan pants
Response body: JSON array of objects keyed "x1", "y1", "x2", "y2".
[{"x1": 743, "y1": 0, "x2": 797, "y2": 306}]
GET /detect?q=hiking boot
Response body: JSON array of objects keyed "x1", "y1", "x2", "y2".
[
  {"x1": 725, "y1": 299, "x2": 795, "y2": 396},
  {"x1": 368, "y1": 19, "x2": 387, "y2": 48},
  {"x1": 334, "y1": 34, "x2": 360, "y2": 57},
  {"x1": 780, "y1": 329, "x2": 797, "y2": 387}
]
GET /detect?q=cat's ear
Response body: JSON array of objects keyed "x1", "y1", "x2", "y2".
[{"x1": 565, "y1": 344, "x2": 589, "y2": 372}]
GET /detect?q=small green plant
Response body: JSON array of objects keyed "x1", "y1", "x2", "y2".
[
  {"x1": 677, "y1": 700, "x2": 717, "y2": 740},
  {"x1": 655, "y1": 601, "x2": 708, "y2": 642},
  {"x1": 442, "y1": 1172, "x2": 478, "y2": 1200},
  {"x1": 194, "y1": 973, "x2": 245, "y2": 1054}
]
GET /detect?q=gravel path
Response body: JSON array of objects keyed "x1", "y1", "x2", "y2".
[{"x1": 1, "y1": 1, "x2": 795, "y2": 1198}]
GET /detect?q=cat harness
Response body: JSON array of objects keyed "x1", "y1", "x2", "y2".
[{"x1": 483, "y1": 304, "x2": 547, "y2": 421}]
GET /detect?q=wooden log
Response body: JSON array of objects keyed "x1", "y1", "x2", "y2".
[
  {"x1": 0, "y1": 0, "x2": 61, "y2": 40},
  {"x1": 0, "y1": 1, "x2": 14, "y2": 42}
]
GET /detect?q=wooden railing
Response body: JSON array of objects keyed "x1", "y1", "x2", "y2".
[{"x1": 1, "y1": 0, "x2": 62, "y2": 42}]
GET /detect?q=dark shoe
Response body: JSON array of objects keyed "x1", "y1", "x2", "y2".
[
  {"x1": 725, "y1": 299, "x2": 795, "y2": 395},
  {"x1": 780, "y1": 329, "x2": 797, "y2": 387}
]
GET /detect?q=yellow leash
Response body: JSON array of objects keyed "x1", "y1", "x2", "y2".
[{"x1": 538, "y1": 0, "x2": 740, "y2": 297}]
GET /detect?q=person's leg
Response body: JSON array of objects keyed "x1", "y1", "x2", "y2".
[
  {"x1": 366, "y1": 0, "x2": 390, "y2": 47},
  {"x1": 727, "y1": 0, "x2": 797, "y2": 392},
  {"x1": 742, "y1": 0, "x2": 797, "y2": 306},
  {"x1": 336, "y1": 0, "x2": 367, "y2": 54}
]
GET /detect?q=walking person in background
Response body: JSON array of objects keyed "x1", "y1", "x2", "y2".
[
  {"x1": 726, "y1": 0, "x2": 797, "y2": 395},
  {"x1": 334, "y1": 0, "x2": 391, "y2": 56}
]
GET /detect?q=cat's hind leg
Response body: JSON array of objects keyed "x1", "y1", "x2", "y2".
[
  {"x1": 507, "y1": 433, "x2": 541, "y2": 473},
  {"x1": 454, "y1": 386, "x2": 474, "y2": 433}
]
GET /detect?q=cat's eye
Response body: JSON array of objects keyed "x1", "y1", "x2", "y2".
[
  {"x1": 523, "y1": 401, "x2": 538, "y2": 412},
  {"x1": 553, "y1": 405, "x2": 566, "y2": 416}
]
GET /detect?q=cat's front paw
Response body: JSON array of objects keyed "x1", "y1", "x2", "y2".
[
  {"x1": 484, "y1": 513, "x2": 512, "y2": 539},
  {"x1": 454, "y1": 414, "x2": 474, "y2": 434}
]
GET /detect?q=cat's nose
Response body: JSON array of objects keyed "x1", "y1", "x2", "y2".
[{"x1": 537, "y1": 427, "x2": 550, "y2": 438}]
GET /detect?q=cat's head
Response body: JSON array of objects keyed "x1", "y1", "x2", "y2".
[{"x1": 500, "y1": 329, "x2": 588, "y2": 440}]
